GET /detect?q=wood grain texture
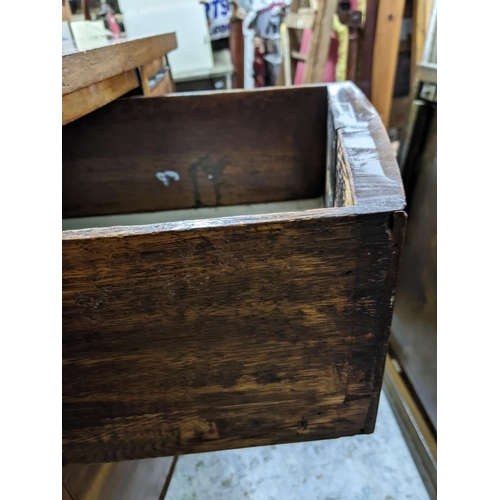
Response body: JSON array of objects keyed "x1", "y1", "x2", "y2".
[
  {"x1": 327, "y1": 82, "x2": 405, "y2": 211},
  {"x1": 62, "y1": 82, "x2": 405, "y2": 465},
  {"x1": 63, "y1": 210, "x2": 404, "y2": 464},
  {"x1": 62, "y1": 86, "x2": 328, "y2": 219},
  {"x1": 63, "y1": 457, "x2": 175, "y2": 500},
  {"x1": 62, "y1": 70, "x2": 139, "y2": 126},
  {"x1": 371, "y1": 0, "x2": 405, "y2": 127},
  {"x1": 334, "y1": 129, "x2": 356, "y2": 207},
  {"x1": 62, "y1": 33, "x2": 177, "y2": 96}
]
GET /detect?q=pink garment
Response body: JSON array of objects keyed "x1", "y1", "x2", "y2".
[{"x1": 107, "y1": 11, "x2": 121, "y2": 36}]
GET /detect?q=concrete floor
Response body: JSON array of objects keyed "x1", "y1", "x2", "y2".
[{"x1": 165, "y1": 390, "x2": 430, "y2": 500}]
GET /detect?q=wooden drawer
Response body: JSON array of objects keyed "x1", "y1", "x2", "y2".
[{"x1": 62, "y1": 82, "x2": 406, "y2": 464}]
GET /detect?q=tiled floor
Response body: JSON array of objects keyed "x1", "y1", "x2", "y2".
[{"x1": 166, "y1": 390, "x2": 430, "y2": 500}]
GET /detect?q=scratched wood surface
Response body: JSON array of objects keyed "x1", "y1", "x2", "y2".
[
  {"x1": 334, "y1": 130, "x2": 356, "y2": 207},
  {"x1": 62, "y1": 86, "x2": 327, "y2": 218},
  {"x1": 62, "y1": 82, "x2": 406, "y2": 465},
  {"x1": 63, "y1": 211, "x2": 404, "y2": 464}
]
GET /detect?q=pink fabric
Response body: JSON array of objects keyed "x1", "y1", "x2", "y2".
[
  {"x1": 107, "y1": 12, "x2": 121, "y2": 36},
  {"x1": 293, "y1": 29, "x2": 338, "y2": 85}
]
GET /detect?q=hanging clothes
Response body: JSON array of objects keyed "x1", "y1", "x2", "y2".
[{"x1": 246, "y1": 1, "x2": 289, "y2": 87}]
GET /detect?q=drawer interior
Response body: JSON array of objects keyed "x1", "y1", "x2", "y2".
[{"x1": 62, "y1": 86, "x2": 328, "y2": 227}]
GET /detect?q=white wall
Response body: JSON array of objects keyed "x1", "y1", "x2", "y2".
[{"x1": 119, "y1": 0, "x2": 214, "y2": 78}]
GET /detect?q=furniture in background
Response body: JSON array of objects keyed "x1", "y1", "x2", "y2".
[
  {"x1": 392, "y1": 0, "x2": 436, "y2": 432},
  {"x1": 229, "y1": 14, "x2": 245, "y2": 88},
  {"x1": 275, "y1": 0, "x2": 414, "y2": 133},
  {"x1": 62, "y1": 32, "x2": 177, "y2": 125},
  {"x1": 63, "y1": 0, "x2": 73, "y2": 22},
  {"x1": 357, "y1": 0, "x2": 379, "y2": 99},
  {"x1": 388, "y1": 4, "x2": 437, "y2": 497},
  {"x1": 173, "y1": 49, "x2": 234, "y2": 92},
  {"x1": 411, "y1": 0, "x2": 433, "y2": 82},
  {"x1": 277, "y1": 0, "x2": 337, "y2": 86}
]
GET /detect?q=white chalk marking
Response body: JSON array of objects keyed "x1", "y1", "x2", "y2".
[{"x1": 156, "y1": 170, "x2": 180, "y2": 186}]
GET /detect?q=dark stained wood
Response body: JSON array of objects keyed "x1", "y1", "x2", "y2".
[
  {"x1": 63, "y1": 484, "x2": 73, "y2": 500},
  {"x1": 62, "y1": 33, "x2": 177, "y2": 96},
  {"x1": 346, "y1": 11, "x2": 362, "y2": 82},
  {"x1": 63, "y1": 457, "x2": 175, "y2": 500},
  {"x1": 326, "y1": 82, "x2": 405, "y2": 210},
  {"x1": 357, "y1": 0, "x2": 378, "y2": 99},
  {"x1": 62, "y1": 86, "x2": 328, "y2": 218},
  {"x1": 229, "y1": 17, "x2": 244, "y2": 89},
  {"x1": 62, "y1": 82, "x2": 405, "y2": 465},
  {"x1": 391, "y1": 105, "x2": 436, "y2": 429},
  {"x1": 63, "y1": 211, "x2": 404, "y2": 464},
  {"x1": 81, "y1": 0, "x2": 91, "y2": 21},
  {"x1": 62, "y1": 70, "x2": 140, "y2": 126}
]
